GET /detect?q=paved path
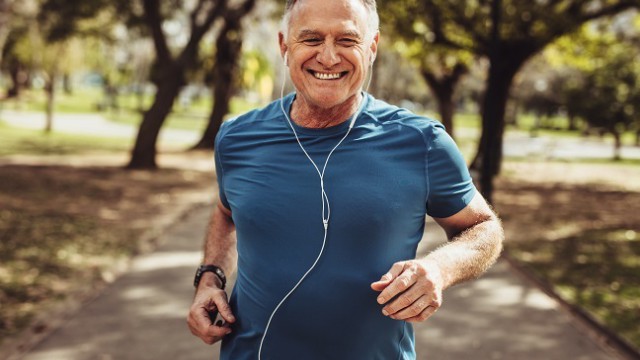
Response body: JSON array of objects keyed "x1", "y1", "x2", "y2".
[
  {"x1": 2, "y1": 110, "x2": 640, "y2": 160},
  {"x1": 0, "y1": 110, "x2": 200, "y2": 146},
  {"x1": 12, "y1": 207, "x2": 624, "y2": 360}
]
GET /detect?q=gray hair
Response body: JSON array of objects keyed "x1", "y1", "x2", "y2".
[{"x1": 281, "y1": 0, "x2": 379, "y2": 42}]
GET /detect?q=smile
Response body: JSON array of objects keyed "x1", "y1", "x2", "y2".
[{"x1": 309, "y1": 70, "x2": 347, "y2": 80}]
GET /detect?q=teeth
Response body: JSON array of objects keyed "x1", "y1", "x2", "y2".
[{"x1": 313, "y1": 72, "x2": 341, "y2": 80}]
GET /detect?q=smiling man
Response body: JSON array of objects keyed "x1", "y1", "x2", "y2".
[{"x1": 187, "y1": 0, "x2": 504, "y2": 359}]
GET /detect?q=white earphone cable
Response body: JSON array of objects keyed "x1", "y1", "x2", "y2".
[{"x1": 257, "y1": 60, "x2": 364, "y2": 360}]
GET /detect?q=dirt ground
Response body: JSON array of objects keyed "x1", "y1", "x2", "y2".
[{"x1": 496, "y1": 161, "x2": 640, "y2": 242}]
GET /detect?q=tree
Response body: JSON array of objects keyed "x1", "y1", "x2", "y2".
[
  {"x1": 0, "y1": 0, "x2": 14, "y2": 66},
  {"x1": 126, "y1": 0, "x2": 263, "y2": 168},
  {"x1": 386, "y1": 0, "x2": 640, "y2": 202},
  {"x1": 192, "y1": 0, "x2": 257, "y2": 150},
  {"x1": 380, "y1": 4, "x2": 473, "y2": 139},
  {"x1": 553, "y1": 18, "x2": 640, "y2": 159}
]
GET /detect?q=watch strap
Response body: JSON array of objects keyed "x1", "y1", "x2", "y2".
[{"x1": 194, "y1": 265, "x2": 226, "y2": 289}]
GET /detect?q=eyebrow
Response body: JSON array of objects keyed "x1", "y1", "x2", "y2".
[
  {"x1": 296, "y1": 29, "x2": 363, "y2": 39},
  {"x1": 297, "y1": 29, "x2": 322, "y2": 38}
]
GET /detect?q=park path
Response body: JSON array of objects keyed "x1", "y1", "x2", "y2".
[
  {"x1": 2, "y1": 109, "x2": 640, "y2": 160},
  {"x1": 9, "y1": 206, "x2": 626, "y2": 360}
]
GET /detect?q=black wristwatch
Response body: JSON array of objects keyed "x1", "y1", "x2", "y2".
[{"x1": 194, "y1": 265, "x2": 226, "y2": 290}]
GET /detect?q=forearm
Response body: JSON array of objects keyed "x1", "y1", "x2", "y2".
[
  {"x1": 200, "y1": 202, "x2": 237, "y2": 289},
  {"x1": 424, "y1": 217, "x2": 504, "y2": 290}
]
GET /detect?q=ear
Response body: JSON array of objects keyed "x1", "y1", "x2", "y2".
[
  {"x1": 369, "y1": 31, "x2": 380, "y2": 65},
  {"x1": 278, "y1": 32, "x2": 288, "y2": 63}
]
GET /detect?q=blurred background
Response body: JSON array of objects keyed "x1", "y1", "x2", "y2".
[{"x1": 0, "y1": 0, "x2": 639, "y2": 358}]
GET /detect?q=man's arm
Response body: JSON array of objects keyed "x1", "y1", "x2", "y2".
[
  {"x1": 371, "y1": 192, "x2": 504, "y2": 322},
  {"x1": 187, "y1": 201, "x2": 238, "y2": 344}
]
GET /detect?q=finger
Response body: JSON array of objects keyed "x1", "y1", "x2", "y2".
[
  {"x1": 381, "y1": 285, "x2": 425, "y2": 316},
  {"x1": 405, "y1": 303, "x2": 439, "y2": 323},
  {"x1": 200, "y1": 324, "x2": 233, "y2": 345},
  {"x1": 213, "y1": 296, "x2": 236, "y2": 324},
  {"x1": 377, "y1": 269, "x2": 417, "y2": 305},
  {"x1": 188, "y1": 307, "x2": 233, "y2": 345},
  {"x1": 386, "y1": 294, "x2": 431, "y2": 319},
  {"x1": 371, "y1": 262, "x2": 406, "y2": 291},
  {"x1": 190, "y1": 303, "x2": 215, "y2": 331}
]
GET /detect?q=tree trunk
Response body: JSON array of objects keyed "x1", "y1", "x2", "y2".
[
  {"x1": 436, "y1": 94, "x2": 455, "y2": 138},
  {"x1": 192, "y1": 18, "x2": 244, "y2": 150},
  {"x1": 472, "y1": 53, "x2": 525, "y2": 203},
  {"x1": 7, "y1": 60, "x2": 24, "y2": 98},
  {"x1": 568, "y1": 112, "x2": 578, "y2": 131},
  {"x1": 44, "y1": 74, "x2": 56, "y2": 133},
  {"x1": 127, "y1": 65, "x2": 184, "y2": 168},
  {"x1": 0, "y1": 0, "x2": 11, "y2": 67},
  {"x1": 63, "y1": 73, "x2": 73, "y2": 95},
  {"x1": 613, "y1": 131, "x2": 621, "y2": 161},
  {"x1": 421, "y1": 64, "x2": 467, "y2": 140}
]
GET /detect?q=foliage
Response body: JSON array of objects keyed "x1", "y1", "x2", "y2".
[
  {"x1": 379, "y1": 0, "x2": 640, "y2": 200},
  {"x1": 515, "y1": 13, "x2": 640, "y2": 157},
  {"x1": 554, "y1": 18, "x2": 640, "y2": 138}
]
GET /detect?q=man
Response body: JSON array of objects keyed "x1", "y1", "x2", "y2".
[{"x1": 187, "y1": 0, "x2": 504, "y2": 358}]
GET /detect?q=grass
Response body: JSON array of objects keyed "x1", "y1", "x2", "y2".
[
  {"x1": 106, "y1": 97, "x2": 260, "y2": 132},
  {"x1": 2, "y1": 88, "x2": 264, "y2": 132},
  {"x1": 0, "y1": 121, "x2": 132, "y2": 156}
]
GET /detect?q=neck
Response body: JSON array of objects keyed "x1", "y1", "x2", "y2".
[{"x1": 290, "y1": 93, "x2": 363, "y2": 129}]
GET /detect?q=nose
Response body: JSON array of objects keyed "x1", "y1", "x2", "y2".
[{"x1": 316, "y1": 44, "x2": 341, "y2": 68}]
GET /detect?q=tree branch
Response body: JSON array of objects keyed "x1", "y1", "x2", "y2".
[
  {"x1": 579, "y1": 1, "x2": 639, "y2": 22},
  {"x1": 142, "y1": 0, "x2": 172, "y2": 64},
  {"x1": 423, "y1": 2, "x2": 478, "y2": 53}
]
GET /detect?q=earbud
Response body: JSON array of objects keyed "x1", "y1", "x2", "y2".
[{"x1": 284, "y1": 52, "x2": 288, "y2": 66}]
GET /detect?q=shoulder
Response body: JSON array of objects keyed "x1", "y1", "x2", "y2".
[
  {"x1": 361, "y1": 94, "x2": 447, "y2": 142},
  {"x1": 216, "y1": 95, "x2": 289, "y2": 145}
]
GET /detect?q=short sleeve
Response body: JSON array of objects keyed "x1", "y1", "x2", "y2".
[
  {"x1": 425, "y1": 122, "x2": 476, "y2": 218},
  {"x1": 214, "y1": 124, "x2": 231, "y2": 210}
]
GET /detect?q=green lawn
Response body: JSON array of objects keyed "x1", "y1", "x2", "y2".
[
  {"x1": 508, "y1": 229, "x2": 640, "y2": 349},
  {"x1": 0, "y1": 121, "x2": 132, "y2": 156}
]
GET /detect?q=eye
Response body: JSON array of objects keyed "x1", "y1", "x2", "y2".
[
  {"x1": 302, "y1": 38, "x2": 322, "y2": 46},
  {"x1": 338, "y1": 38, "x2": 359, "y2": 47}
]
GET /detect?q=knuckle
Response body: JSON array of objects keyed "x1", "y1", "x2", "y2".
[
  {"x1": 398, "y1": 294, "x2": 413, "y2": 308},
  {"x1": 219, "y1": 302, "x2": 231, "y2": 312},
  {"x1": 410, "y1": 306, "x2": 422, "y2": 317}
]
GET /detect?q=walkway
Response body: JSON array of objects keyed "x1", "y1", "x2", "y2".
[
  {"x1": 2, "y1": 110, "x2": 640, "y2": 161},
  {"x1": 9, "y1": 207, "x2": 625, "y2": 360}
]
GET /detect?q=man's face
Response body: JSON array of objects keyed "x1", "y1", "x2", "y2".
[{"x1": 280, "y1": 0, "x2": 378, "y2": 111}]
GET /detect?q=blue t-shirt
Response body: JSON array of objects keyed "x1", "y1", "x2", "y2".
[{"x1": 215, "y1": 93, "x2": 476, "y2": 360}]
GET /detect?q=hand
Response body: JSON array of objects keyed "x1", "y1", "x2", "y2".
[
  {"x1": 370, "y1": 260, "x2": 443, "y2": 323},
  {"x1": 187, "y1": 284, "x2": 236, "y2": 344}
]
